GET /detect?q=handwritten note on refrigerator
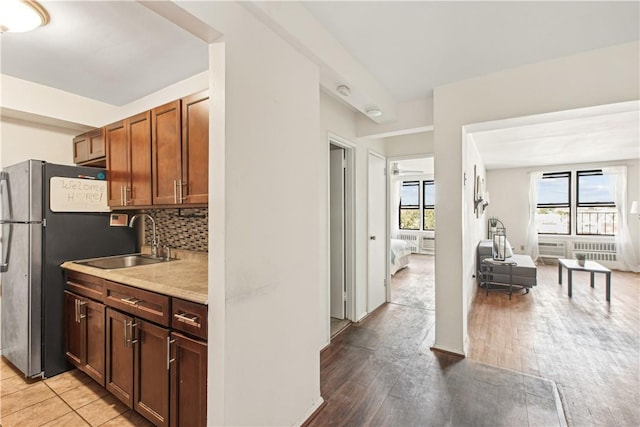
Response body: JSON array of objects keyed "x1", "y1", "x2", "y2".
[{"x1": 49, "y1": 177, "x2": 109, "y2": 212}]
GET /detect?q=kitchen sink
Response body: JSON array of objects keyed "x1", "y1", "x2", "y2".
[{"x1": 76, "y1": 254, "x2": 173, "y2": 269}]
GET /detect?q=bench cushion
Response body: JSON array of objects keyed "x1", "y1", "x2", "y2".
[{"x1": 477, "y1": 240, "x2": 537, "y2": 288}]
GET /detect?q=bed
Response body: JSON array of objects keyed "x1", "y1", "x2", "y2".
[{"x1": 391, "y1": 238, "x2": 411, "y2": 275}]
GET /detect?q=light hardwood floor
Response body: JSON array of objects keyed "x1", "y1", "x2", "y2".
[{"x1": 468, "y1": 262, "x2": 640, "y2": 426}]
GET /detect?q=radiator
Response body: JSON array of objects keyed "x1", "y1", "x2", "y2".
[
  {"x1": 572, "y1": 241, "x2": 617, "y2": 262},
  {"x1": 538, "y1": 241, "x2": 566, "y2": 258},
  {"x1": 421, "y1": 237, "x2": 435, "y2": 254},
  {"x1": 396, "y1": 233, "x2": 420, "y2": 253}
]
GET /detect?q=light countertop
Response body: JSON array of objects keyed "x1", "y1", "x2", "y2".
[{"x1": 61, "y1": 249, "x2": 208, "y2": 305}]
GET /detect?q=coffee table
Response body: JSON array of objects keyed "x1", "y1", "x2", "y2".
[{"x1": 558, "y1": 258, "x2": 612, "y2": 301}]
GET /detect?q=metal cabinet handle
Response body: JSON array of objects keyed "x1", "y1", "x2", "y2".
[
  {"x1": 174, "y1": 312, "x2": 200, "y2": 327},
  {"x1": 78, "y1": 300, "x2": 86, "y2": 320},
  {"x1": 123, "y1": 320, "x2": 128, "y2": 347},
  {"x1": 75, "y1": 299, "x2": 79, "y2": 323},
  {"x1": 167, "y1": 337, "x2": 176, "y2": 370},
  {"x1": 173, "y1": 180, "x2": 178, "y2": 204},
  {"x1": 129, "y1": 322, "x2": 138, "y2": 345},
  {"x1": 178, "y1": 179, "x2": 187, "y2": 202},
  {"x1": 120, "y1": 297, "x2": 141, "y2": 305},
  {"x1": 124, "y1": 187, "x2": 132, "y2": 206}
]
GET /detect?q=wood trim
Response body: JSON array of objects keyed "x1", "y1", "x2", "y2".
[
  {"x1": 429, "y1": 346, "x2": 466, "y2": 358},
  {"x1": 300, "y1": 400, "x2": 328, "y2": 427}
]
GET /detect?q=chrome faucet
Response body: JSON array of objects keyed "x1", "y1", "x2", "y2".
[{"x1": 129, "y1": 213, "x2": 159, "y2": 257}]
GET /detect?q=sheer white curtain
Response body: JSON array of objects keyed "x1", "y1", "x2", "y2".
[
  {"x1": 525, "y1": 171, "x2": 543, "y2": 261},
  {"x1": 603, "y1": 166, "x2": 639, "y2": 272},
  {"x1": 390, "y1": 178, "x2": 401, "y2": 237}
]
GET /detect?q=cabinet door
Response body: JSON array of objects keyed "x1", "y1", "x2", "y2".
[
  {"x1": 84, "y1": 299, "x2": 106, "y2": 386},
  {"x1": 181, "y1": 92, "x2": 209, "y2": 204},
  {"x1": 87, "y1": 128, "x2": 106, "y2": 160},
  {"x1": 170, "y1": 332, "x2": 207, "y2": 427},
  {"x1": 128, "y1": 111, "x2": 152, "y2": 206},
  {"x1": 152, "y1": 100, "x2": 182, "y2": 205},
  {"x1": 135, "y1": 320, "x2": 170, "y2": 427},
  {"x1": 106, "y1": 120, "x2": 129, "y2": 207},
  {"x1": 73, "y1": 134, "x2": 89, "y2": 164},
  {"x1": 64, "y1": 291, "x2": 84, "y2": 368},
  {"x1": 106, "y1": 308, "x2": 134, "y2": 408}
]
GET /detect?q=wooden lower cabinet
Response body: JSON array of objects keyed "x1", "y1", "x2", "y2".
[
  {"x1": 170, "y1": 332, "x2": 207, "y2": 427},
  {"x1": 135, "y1": 320, "x2": 170, "y2": 426},
  {"x1": 65, "y1": 271, "x2": 207, "y2": 426},
  {"x1": 106, "y1": 308, "x2": 170, "y2": 427},
  {"x1": 64, "y1": 291, "x2": 106, "y2": 386},
  {"x1": 106, "y1": 308, "x2": 134, "y2": 406}
]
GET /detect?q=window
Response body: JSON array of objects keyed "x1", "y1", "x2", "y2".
[
  {"x1": 399, "y1": 181, "x2": 420, "y2": 230},
  {"x1": 576, "y1": 170, "x2": 616, "y2": 235},
  {"x1": 423, "y1": 180, "x2": 435, "y2": 230},
  {"x1": 536, "y1": 172, "x2": 570, "y2": 234}
]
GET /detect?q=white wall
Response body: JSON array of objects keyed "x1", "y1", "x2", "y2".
[
  {"x1": 177, "y1": 2, "x2": 324, "y2": 425},
  {"x1": 385, "y1": 131, "x2": 434, "y2": 159},
  {"x1": 462, "y1": 134, "x2": 488, "y2": 313},
  {"x1": 486, "y1": 158, "x2": 640, "y2": 267},
  {"x1": 433, "y1": 41, "x2": 640, "y2": 355},
  {"x1": 0, "y1": 117, "x2": 76, "y2": 167},
  {"x1": 319, "y1": 91, "x2": 356, "y2": 347}
]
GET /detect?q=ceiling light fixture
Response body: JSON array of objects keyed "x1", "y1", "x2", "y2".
[
  {"x1": 336, "y1": 85, "x2": 351, "y2": 97},
  {"x1": 366, "y1": 107, "x2": 383, "y2": 118},
  {"x1": 0, "y1": 0, "x2": 50, "y2": 33}
]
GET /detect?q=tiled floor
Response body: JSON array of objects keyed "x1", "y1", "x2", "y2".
[{"x1": 0, "y1": 357, "x2": 153, "y2": 427}]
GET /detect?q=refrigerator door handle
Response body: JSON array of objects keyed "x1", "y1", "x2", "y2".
[
  {"x1": 0, "y1": 171, "x2": 14, "y2": 272},
  {"x1": 0, "y1": 171, "x2": 13, "y2": 222}
]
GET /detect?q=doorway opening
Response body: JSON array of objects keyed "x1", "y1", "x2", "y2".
[
  {"x1": 388, "y1": 156, "x2": 436, "y2": 311},
  {"x1": 329, "y1": 139, "x2": 355, "y2": 338}
]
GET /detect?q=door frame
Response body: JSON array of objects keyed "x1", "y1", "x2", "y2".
[
  {"x1": 328, "y1": 135, "x2": 356, "y2": 325},
  {"x1": 367, "y1": 149, "x2": 388, "y2": 309},
  {"x1": 386, "y1": 153, "x2": 435, "y2": 301}
]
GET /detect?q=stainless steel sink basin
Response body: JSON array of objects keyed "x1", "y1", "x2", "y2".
[{"x1": 76, "y1": 254, "x2": 172, "y2": 269}]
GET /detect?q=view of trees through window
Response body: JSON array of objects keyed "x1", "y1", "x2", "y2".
[
  {"x1": 399, "y1": 180, "x2": 435, "y2": 230},
  {"x1": 536, "y1": 169, "x2": 615, "y2": 235}
]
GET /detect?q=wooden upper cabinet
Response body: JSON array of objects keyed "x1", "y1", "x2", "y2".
[
  {"x1": 106, "y1": 121, "x2": 128, "y2": 207},
  {"x1": 151, "y1": 92, "x2": 209, "y2": 206},
  {"x1": 106, "y1": 112, "x2": 152, "y2": 208},
  {"x1": 181, "y1": 91, "x2": 209, "y2": 205},
  {"x1": 128, "y1": 112, "x2": 153, "y2": 206},
  {"x1": 73, "y1": 128, "x2": 106, "y2": 166},
  {"x1": 152, "y1": 101, "x2": 183, "y2": 205}
]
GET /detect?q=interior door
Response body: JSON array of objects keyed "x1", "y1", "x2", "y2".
[
  {"x1": 329, "y1": 148, "x2": 345, "y2": 319},
  {"x1": 368, "y1": 153, "x2": 387, "y2": 311}
]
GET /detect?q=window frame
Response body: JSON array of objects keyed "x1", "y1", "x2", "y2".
[
  {"x1": 399, "y1": 180, "x2": 420, "y2": 230},
  {"x1": 576, "y1": 169, "x2": 616, "y2": 236},
  {"x1": 537, "y1": 171, "x2": 571, "y2": 235},
  {"x1": 422, "y1": 180, "x2": 435, "y2": 231}
]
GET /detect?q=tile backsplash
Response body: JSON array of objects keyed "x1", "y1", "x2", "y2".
[{"x1": 143, "y1": 208, "x2": 208, "y2": 252}]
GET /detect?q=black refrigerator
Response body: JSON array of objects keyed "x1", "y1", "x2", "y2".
[{"x1": 1, "y1": 160, "x2": 137, "y2": 378}]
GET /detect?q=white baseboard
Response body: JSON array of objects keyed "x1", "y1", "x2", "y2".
[{"x1": 294, "y1": 396, "x2": 325, "y2": 427}]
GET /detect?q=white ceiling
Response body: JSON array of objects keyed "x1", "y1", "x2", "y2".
[
  {"x1": 1, "y1": 1, "x2": 638, "y2": 168},
  {"x1": 303, "y1": 1, "x2": 640, "y2": 102},
  {"x1": 0, "y1": 1, "x2": 208, "y2": 106},
  {"x1": 471, "y1": 105, "x2": 640, "y2": 170}
]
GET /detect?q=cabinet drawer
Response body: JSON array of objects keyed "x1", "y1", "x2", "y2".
[
  {"x1": 105, "y1": 281, "x2": 170, "y2": 326},
  {"x1": 171, "y1": 298, "x2": 207, "y2": 340},
  {"x1": 66, "y1": 271, "x2": 104, "y2": 302}
]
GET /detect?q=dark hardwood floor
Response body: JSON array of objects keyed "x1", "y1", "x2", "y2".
[
  {"x1": 309, "y1": 255, "x2": 564, "y2": 426},
  {"x1": 311, "y1": 254, "x2": 639, "y2": 426}
]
